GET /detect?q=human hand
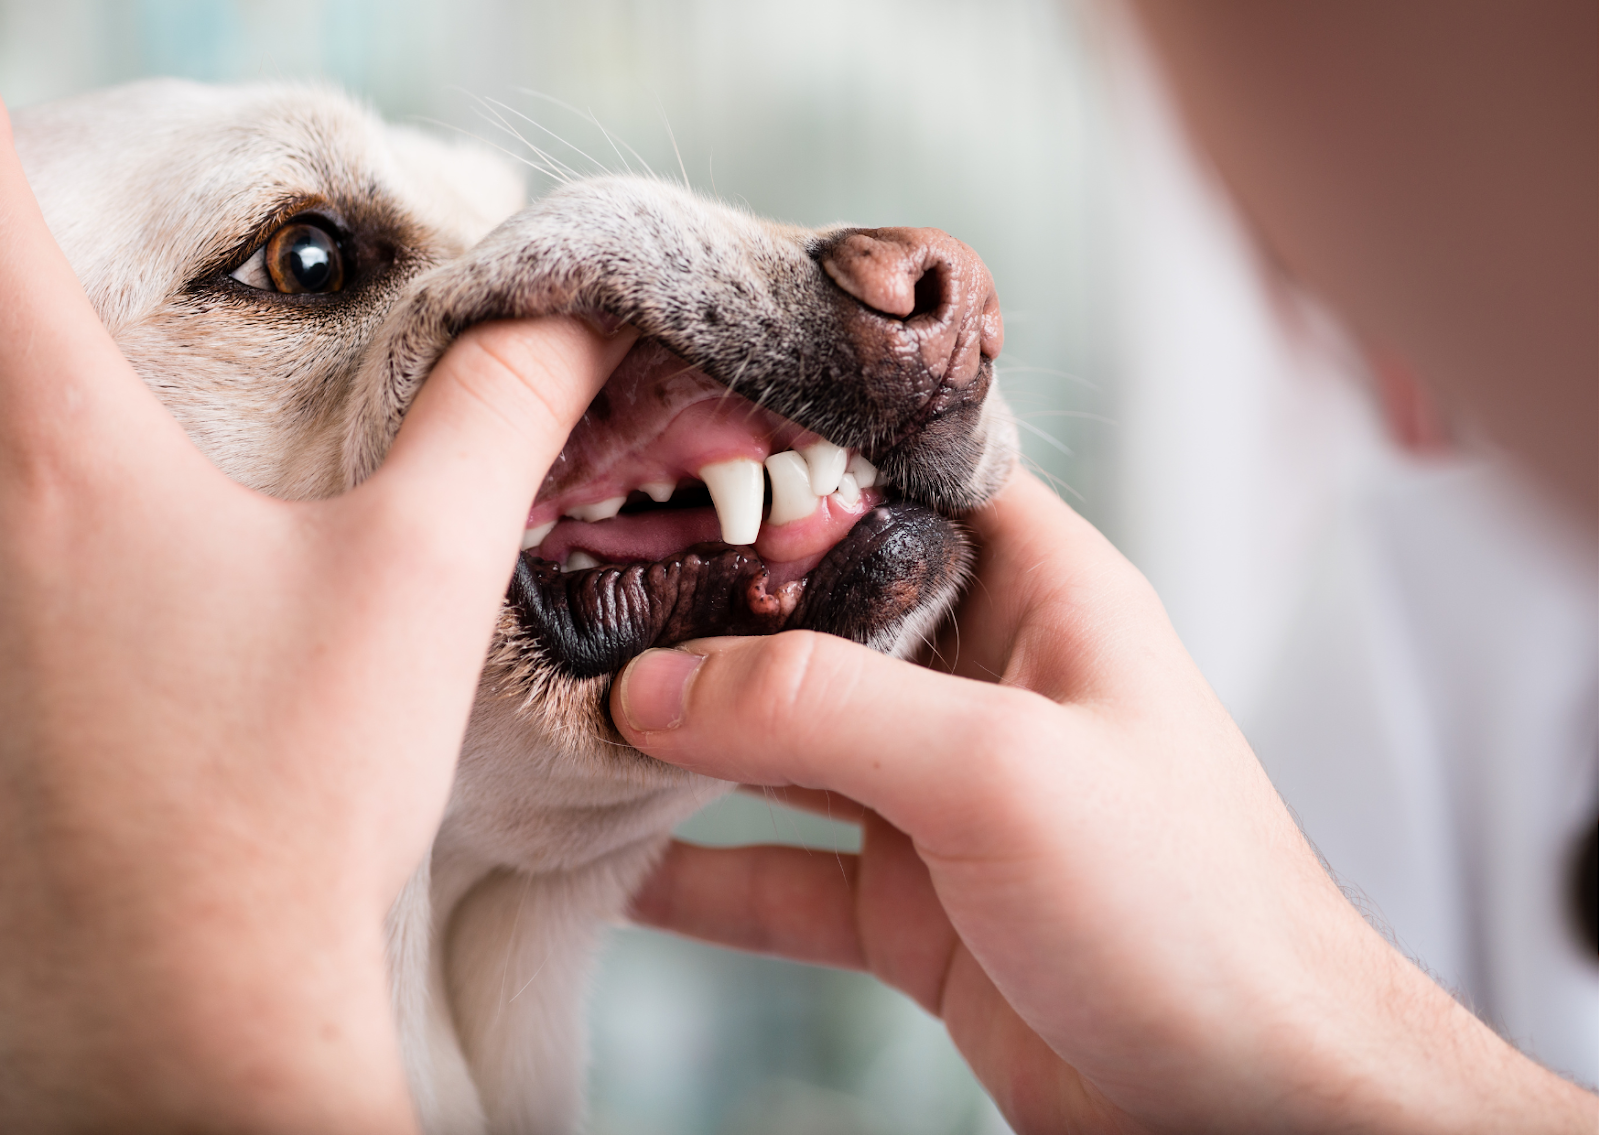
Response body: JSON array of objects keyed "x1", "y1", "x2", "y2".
[
  {"x1": 0, "y1": 104, "x2": 634, "y2": 1133},
  {"x1": 613, "y1": 470, "x2": 1593, "y2": 1133}
]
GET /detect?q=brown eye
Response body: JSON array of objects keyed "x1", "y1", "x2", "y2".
[{"x1": 265, "y1": 221, "x2": 344, "y2": 294}]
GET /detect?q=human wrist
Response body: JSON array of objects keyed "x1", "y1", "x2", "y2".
[{"x1": 1258, "y1": 918, "x2": 1592, "y2": 1134}]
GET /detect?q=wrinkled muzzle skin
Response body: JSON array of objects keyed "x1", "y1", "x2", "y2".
[{"x1": 14, "y1": 79, "x2": 1016, "y2": 1135}]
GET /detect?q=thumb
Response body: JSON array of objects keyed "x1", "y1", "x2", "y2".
[
  {"x1": 359, "y1": 316, "x2": 637, "y2": 559},
  {"x1": 611, "y1": 631, "x2": 1063, "y2": 853}
]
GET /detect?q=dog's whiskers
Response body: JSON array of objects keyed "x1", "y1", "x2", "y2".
[
  {"x1": 512, "y1": 87, "x2": 661, "y2": 182},
  {"x1": 479, "y1": 94, "x2": 610, "y2": 181},
  {"x1": 1018, "y1": 452, "x2": 1087, "y2": 503},
  {"x1": 417, "y1": 115, "x2": 570, "y2": 186},
  {"x1": 1014, "y1": 417, "x2": 1074, "y2": 459},
  {"x1": 993, "y1": 357, "x2": 1098, "y2": 389},
  {"x1": 1018, "y1": 409, "x2": 1117, "y2": 425},
  {"x1": 463, "y1": 102, "x2": 581, "y2": 185},
  {"x1": 654, "y1": 98, "x2": 692, "y2": 191}
]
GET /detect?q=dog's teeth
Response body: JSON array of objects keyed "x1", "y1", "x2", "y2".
[
  {"x1": 564, "y1": 550, "x2": 601, "y2": 572},
  {"x1": 799, "y1": 440, "x2": 848, "y2": 496},
  {"x1": 698, "y1": 457, "x2": 764, "y2": 545},
  {"x1": 565, "y1": 495, "x2": 627, "y2": 523},
  {"x1": 640, "y1": 480, "x2": 676, "y2": 503},
  {"x1": 831, "y1": 472, "x2": 862, "y2": 509},
  {"x1": 520, "y1": 520, "x2": 557, "y2": 551},
  {"x1": 846, "y1": 453, "x2": 878, "y2": 490},
  {"x1": 764, "y1": 451, "x2": 820, "y2": 526}
]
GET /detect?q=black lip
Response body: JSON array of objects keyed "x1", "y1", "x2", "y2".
[{"x1": 508, "y1": 501, "x2": 968, "y2": 679}]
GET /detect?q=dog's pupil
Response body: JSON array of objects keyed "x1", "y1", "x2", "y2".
[
  {"x1": 267, "y1": 222, "x2": 344, "y2": 294},
  {"x1": 290, "y1": 238, "x2": 332, "y2": 289}
]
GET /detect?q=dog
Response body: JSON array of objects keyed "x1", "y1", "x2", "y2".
[{"x1": 14, "y1": 78, "x2": 1014, "y2": 1133}]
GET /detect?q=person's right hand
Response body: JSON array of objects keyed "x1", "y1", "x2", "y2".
[{"x1": 613, "y1": 470, "x2": 1593, "y2": 1134}]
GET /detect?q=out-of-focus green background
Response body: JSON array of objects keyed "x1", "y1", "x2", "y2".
[{"x1": 0, "y1": 3, "x2": 1113, "y2": 1131}]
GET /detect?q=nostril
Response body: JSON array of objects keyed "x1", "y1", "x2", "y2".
[{"x1": 910, "y1": 267, "x2": 943, "y2": 320}]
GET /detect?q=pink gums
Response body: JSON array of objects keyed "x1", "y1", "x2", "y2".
[{"x1": 526, "y1": 340, "x2": 879, "y2": 580}]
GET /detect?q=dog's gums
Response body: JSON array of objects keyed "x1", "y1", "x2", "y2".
[{"x1": 509, "y1": 337, "x2": 966, "y2": 677}]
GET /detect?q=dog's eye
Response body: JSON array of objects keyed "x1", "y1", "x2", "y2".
[{"x1": 230, "y1": 220, "x2": 346, "y2": 294}]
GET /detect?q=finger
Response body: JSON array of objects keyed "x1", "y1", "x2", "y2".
[
  {"x1": 0, "y1": 100, "x2": 190, "y2": 462},
  {"x1": 934, "y1": 469, "x2": 1160, "y2": 702},
  {"x1": 611, "y1": 632, "x2": 1068, "y2": 856},
  {"x1": 735, "y1": 784, "x2": 868, "y2": 824},
  {"x1": 360, "y1": 317, "x2": 637, "y2": 561},
  {"x1": 629, "y1": 841, "x2": 867, "y2": 970},
  {"x1": 637, "y1": 818, "x2": 963, "y2": 1015}
]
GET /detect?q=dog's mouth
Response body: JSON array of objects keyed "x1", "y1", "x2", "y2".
[{"x1": 508, "y1": 339, "x2": 967, "y2": 678}]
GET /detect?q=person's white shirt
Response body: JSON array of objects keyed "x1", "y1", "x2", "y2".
[{"x1": 1105, "y1": 11, "x2": 1598, "y2": 1086}]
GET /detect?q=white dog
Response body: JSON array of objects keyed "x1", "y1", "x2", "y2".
[{"x1": 14, "y1": 79, "x2": 1013, "y2": 1134}]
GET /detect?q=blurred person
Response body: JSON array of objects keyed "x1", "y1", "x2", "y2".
[
  {"x1": 617, "y1": 1, "x2": 1596, "y2": 1131},
  {"x1": 1105, "y1": 0, "x2": 1598, "y2": 1090},
  {"x1": 0, "y1": 6, "x2": 1592, "y2": 1135}
]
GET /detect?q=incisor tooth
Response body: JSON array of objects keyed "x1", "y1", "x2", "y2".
[
  {"x1": 698, "y1": 457, "x2": 764, "y2": 545},
  {"x1": 520, "y1": 520, "x2": 556, "y2": 550},
  {"x1": 831, "y1": 472, "x2": 861, "y2": 509},
  {"x1": 799, "y1": 439, "x2": 848, "y2": 496},
  {"x1": 640, "y1": 480, "x2": 676, "y2": 503},
  {"x1": 565, "y1": 495, "x2": 627, "y2": 522},
  {"x1": 564, "y1": 550, "x2": 601, "y2": 572},
  {"x1": 846, "y1": 452, "x2": 878, "y2": 489},
  {"x1": 765, "y1": 451, "x2": 820, "y2": 526}
]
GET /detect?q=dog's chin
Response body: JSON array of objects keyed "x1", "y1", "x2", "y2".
[{"x1": 500, "y1": 338, "x2": 972, "y2": 681}]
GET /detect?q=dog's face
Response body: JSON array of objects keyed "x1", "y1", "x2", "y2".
[{"x1": 16, "y1": 79, "x2": 1014, "y2": 869}]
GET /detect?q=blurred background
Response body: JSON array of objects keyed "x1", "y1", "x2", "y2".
[{"x1": 3, "y1": 1, "x2": 1593, "y2": 1129}]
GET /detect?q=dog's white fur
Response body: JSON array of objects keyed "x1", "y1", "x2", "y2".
[{"x1": 15, "y1": 80, "x2": 1011, "y2": 1134}]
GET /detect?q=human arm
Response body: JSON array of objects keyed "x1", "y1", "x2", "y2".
[{"x1": 613, "y1": 470, "x2": 1595, "y2": 1133}]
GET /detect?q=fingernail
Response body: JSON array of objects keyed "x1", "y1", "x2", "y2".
[{"x1": 618, "y1": 648, "x2": 703, "y2": 732}]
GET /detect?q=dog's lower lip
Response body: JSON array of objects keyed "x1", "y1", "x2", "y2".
[{"x1": 507, "y1": 500, "x2": 965, "y2": 679}]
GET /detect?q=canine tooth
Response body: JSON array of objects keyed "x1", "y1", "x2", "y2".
[
  {"x1": 698, "y1": 457, "x2": 764, "y2": 545},
  {"x1": 831, "y1": 472, "x2": 862, "y2": 509},
  {"x1": 799, "y1": 440, "x2": 848, "y2": 496},
  {"x1": 564, "y1": 550, "x2": 601, "y2": 572},
  {"x1": 640, "y1": 480, "x2": 676, "y2": 503},
  {"x1": 764, "y1": 451, "x2": 820, "y2": 526},
  {"x1": 846, "y1": 452, "x2": 878, "y2": 489},
  {"x1": 565, "y1": 495, "x2": 627, "y2": 522},
  {"x1": 520, "y1": 520, "x2": 556, "y2": 550}
]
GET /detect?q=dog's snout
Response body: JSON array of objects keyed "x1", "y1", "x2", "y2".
[{"x1": 820, "y1": 226, "x2": 1004, "y2": 392}]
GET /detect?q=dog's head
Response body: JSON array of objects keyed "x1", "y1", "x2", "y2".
[{"x1": 16, "y1": 79, "x2": 1015, "y2": 849}]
